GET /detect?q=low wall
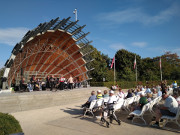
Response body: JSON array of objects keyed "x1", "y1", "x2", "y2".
[{"x1": 0, "y1": 87, "x2": 107, "y2": 113}]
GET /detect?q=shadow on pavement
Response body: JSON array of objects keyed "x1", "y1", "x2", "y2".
[{"x1": 60, "y1": 105, "x2": 180, "y2": 132}]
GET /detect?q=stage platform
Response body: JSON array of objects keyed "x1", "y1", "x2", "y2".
[{"x1": 0, "y1": 87, "x2": 108, "y2": 113}]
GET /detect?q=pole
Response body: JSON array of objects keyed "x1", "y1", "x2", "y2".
[
  {"x1": 74, "y1": 9, "x2": 77, "y2": 21},
  {"x1": 114, "y1": 56, "x2": 116, "y2": 85},
  {"x1": 135, "y1": 56, "x2": 137, "y2": 82},
  {"x1": 160, "y1": 69, "x2": 162, "y2": 81},
  {"x1": 160, "y1": 57, "x2": 162, "y2": 81}
]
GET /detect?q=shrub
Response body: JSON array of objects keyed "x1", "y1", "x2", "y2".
[
  {"x1": 0, "y1": 112, "x2": 23, "y2": 135},
  {"x1": 90, "y1": 80, "x2": 180, "y2": 89}
]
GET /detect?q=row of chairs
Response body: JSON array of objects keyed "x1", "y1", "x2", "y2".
[
  {"x1": 83, "y1": 91, "x2": 146, "y2": 117},
  {"x1": 83, "y1": 98, "x2": 104, "y2": 116},
  {"x1": 83, "y1": 94, "x2": 142, "y2": 117},
  {"x1": 129, "y1": 96, "x2": 162, "y2": 125},
  {"x1": 84, "y1": 88, "x2": 180, "y2": 129}
]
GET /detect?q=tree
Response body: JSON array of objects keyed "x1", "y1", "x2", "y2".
[
  {"x1": 115, "y1": 49, "x2": 141, "y2": 81},
  {"x1": 87, "y1": 45, "x2": 113, "y2": 82}
]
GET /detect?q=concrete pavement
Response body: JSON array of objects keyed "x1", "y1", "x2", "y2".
[{"x1": 11, "y1": 101, "x2": 179, "y2": 135}]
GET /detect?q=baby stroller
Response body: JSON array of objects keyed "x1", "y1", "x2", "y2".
[{"x1": 100, "y1": 102, "x2": 121, "y2": 128}]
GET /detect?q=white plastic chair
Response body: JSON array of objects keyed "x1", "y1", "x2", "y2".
[
  {"x1": 83, "y1": 100, "x2": 97, "y2": 116},
  {"x1": 123, "y1": 97, "x2": 135, "y2": 112},
  {"x1": 95, "y1": 98, "x2": 104, "y2": 108},
  {"x1": 129, "y1": 103, "x2": 150, "y2": 125},
  {"x1": 161, "y1": 106, "x2": 180, "y2": 128},
  {"x1": 103, "y1": 97, "x2": 109, "y2": 103},
  {"x1": 113, "y1": 100, "x2": 124, "y2": 112},
  {"x1": 133, "y1": 96, "x2": 140, "y2": 104}
]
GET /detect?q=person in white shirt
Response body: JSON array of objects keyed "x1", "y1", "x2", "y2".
[
  {"x1": 152, "y1": 93, "x2": 178, "y2": 127},
  {"x1": 145, "y1": 86, "x2": 151, "y2": 94},
  {"x1": 173, "y1": 93, "x2": 180, "y2": 105},
  {"x1": 108, "y1": 90, "x2": 118, "y2": 104},
  {"x1": 117, "y1": 88, "x2": 125, "y2": 100},
  {"x1": 68, "y1": 75, "x2": 74, "y2": 89}
]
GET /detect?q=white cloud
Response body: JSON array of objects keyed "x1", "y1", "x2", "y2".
[
  {"x1": 172, "y1": 48, "x2": 180, "y2": 57},
  {"x1": 0, "y1": 27, "x2": 29, "y2": 46},
  {"x1": 109, "y1": 43, "x2": 126, "y2": 50},
  {"x1": 97, "y1": 3, "x2": 179, "y2": 25},
  {"x1": 132, "y1": 42, "x2": 147, "y2": 48}
]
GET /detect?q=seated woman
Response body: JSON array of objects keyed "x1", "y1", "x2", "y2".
[
  {"x1": 117, "y1": 88, "x2": 125, "y2": 99},
  {"x1": 103, "y1": 90, "x2": 109, "y2": 98},
  {"x1": 126, "y1": 89, "x2": 133, "y2": 99}
]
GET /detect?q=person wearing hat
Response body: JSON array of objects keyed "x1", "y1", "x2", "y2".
[
  {"x1": 152, "y1": 93, "x2": 178, "y2": 127},
  {"x1": 172, "y1": 81, "x2": 177, "y2": 89},
  {"x1": 108, "y1": 90, "x2": 118, "y2": 104},
  {"x1": 96, "y1": 90, "x2": 103, "y2": 99}
]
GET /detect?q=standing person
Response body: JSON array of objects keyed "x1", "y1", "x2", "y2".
[
  {"x1": 49, "y1": 75, "x2": 54, "y2": 91},
  {"x1": 30, "y1": 75, "x2": 36, "y2": 90},
  {"x1": 46, "y1": 75, "x2": 50, "y2": 88},
  {"x1": 59, "y1": 75, "x2": 65, "y2": 90},
  {"x1": 152, "y1": 93, "x2": 178, "y2": 127},
  {"x1": 68, "y1": 75, "x2": 74, "y2": 89},
  {"x1": 172, "y1": 81, "x2": 177, "y2": 89}
]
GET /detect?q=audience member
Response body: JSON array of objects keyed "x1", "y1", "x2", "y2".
[
  {"x1": 173, "y1": 93, "x2": 180, "y2": 105},
  {"x1": 117, "y1": 88, "x2": 125, "y2": 99},
  {"x1": 82, "y1": 91, "x2": 96, "y2": 108},
  {"x1": 145, "y1": 86, "x2": 151, "y2": 94},
  {"x1": 126, "y1": 89, "x2": 133, "y2": 98},
  {"x1": 68, "y1": 75, "x2": 74, "y2": 89},
  {"x1": 96, "y1": 90, "x2": 103, "y2": 99},
  {"x1": 127, "y1": 93, "x2": 148, "y2": 120},
  {"x1": 152, "y1": 93, "x2": 178, "y2": 127},
  {"x1": 152, "y1": 88, "x2": 158, "y2": 99},
  {"x1": 103, "y1": 90, "x2": 109, "y2": 98},
  {"x1": 147, "y1": 93, "x2": 152, "y2": 102}
]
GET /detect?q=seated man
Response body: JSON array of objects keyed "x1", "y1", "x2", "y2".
[
  {"x1": 96, "y1": 90, "x2": 103, "y2": 99},
  {"x1": 173, "y1": 93, "x2": 180, "y2": 105},
  {"x1": 145, "y1": 86, "x2": 151, "y2": 94},
  {"x1": 152, "y1": 93, "x2": 178, "y2": 127},
  {"x1": 82, "y1": 91, "x2": 96, "y2": 108},
  {"x1": 20, "y1": 77, "x2": 27, "y2": 91},
  {"x1": 127, "y1": 93, "x2": 148, "y2": 120}
]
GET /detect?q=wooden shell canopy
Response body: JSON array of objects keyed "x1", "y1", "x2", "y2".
[{"x1": 4, "y1": 17, "x2": 93, "y2": 85}]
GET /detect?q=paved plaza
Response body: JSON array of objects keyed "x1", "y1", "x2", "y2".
[{"x1": 6, "y1": 87, "x2": 178, "y2": 135}]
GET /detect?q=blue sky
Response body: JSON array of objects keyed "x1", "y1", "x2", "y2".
[{"x1": 0, "y1": 0, "x2": 180, "y2": 68}]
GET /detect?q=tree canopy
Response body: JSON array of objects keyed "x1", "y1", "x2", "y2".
[{"x1": 88, "y1": 47, "x2": 180, "y2": 82}]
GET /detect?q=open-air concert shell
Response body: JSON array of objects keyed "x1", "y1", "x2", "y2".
[{"x1": 3, "y1": 17, "x2": 94, "y2": 86}]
